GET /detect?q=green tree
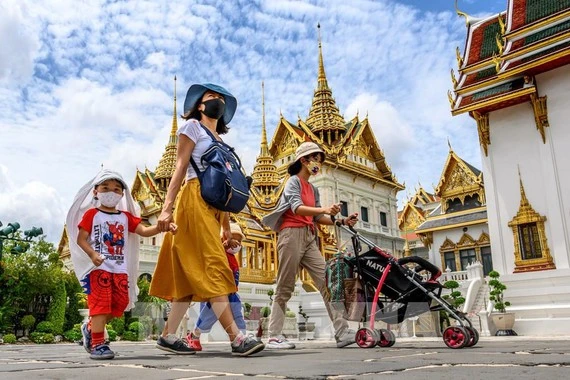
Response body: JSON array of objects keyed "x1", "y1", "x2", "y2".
[
  {"x1": 46, "y1": 279, "x2": 67, "y2": 335},
  {"x1": 0, "y1": 236, "x2": 66, "y2": 334}
]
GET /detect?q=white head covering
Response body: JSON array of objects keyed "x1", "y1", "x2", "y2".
[{"x1": 65, "y1": 169, "x2": 141, "y2": 311}]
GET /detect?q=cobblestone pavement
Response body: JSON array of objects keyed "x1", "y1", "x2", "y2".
[{"x1": 1, "y1": 336, "x2": 569, "y2": 379}]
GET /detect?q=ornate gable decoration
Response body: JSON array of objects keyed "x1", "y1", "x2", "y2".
[
  {"x1": 440, "y1": 238, "x2": 456, "y2": 252},
  {"x1": 457, "y1": 233, "x2": 476, "y2": 249},
  {"x1": 398, "y1": 202, "x2": 425, "y2": 231},
  {"x1": 435, "y1": 149, "x2": 485, "y2": 212}
]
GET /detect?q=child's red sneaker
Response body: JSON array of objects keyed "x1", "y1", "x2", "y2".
[{"x1": 186, "y1": 333, "x2": 202, "y2": 351}]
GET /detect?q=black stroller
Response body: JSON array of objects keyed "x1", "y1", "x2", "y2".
[{"x1": 331, "y1": 221, "x2": 479, "y2": 349}]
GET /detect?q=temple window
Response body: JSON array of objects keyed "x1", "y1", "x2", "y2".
[
  {"x1": 443, "y1": 251, "x2": 457, "y2": 272},
  {"x1": 480, "y1": 246, "x2": 493, "y2": 276},
  {"x1": 360, "y1": 206, "x2": 369, "y2": 222},
  {"x1": 518, "y1": 223, "x2": 542, "y2": 259},
  {"x1": 379, "y1": 211, "x2": 387, "y2": 227},
  {"x1": 459, "y1": 248, "x2": 477, "y2": 270}
]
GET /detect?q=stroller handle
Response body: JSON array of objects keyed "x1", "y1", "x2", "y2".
[{"x1": 331, "y1": 215, "x2": 357, "y2": 234}]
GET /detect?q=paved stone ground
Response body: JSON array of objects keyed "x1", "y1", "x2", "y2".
[{"x1": 1, "y1": 336, "x2": 569, "y2": 379}]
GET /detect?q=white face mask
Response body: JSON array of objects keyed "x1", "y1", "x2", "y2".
[
  {"x1": 228, "y1": 245, "x2": 241, "y2": 254},
  {"x1": 98, "y1": 191, "x2": 123, "y2": 208}
]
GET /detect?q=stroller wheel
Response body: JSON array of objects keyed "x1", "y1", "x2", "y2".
[
  {"x1": 465, "y1": 326, "x2": 479, "y2": 347},
  {"x1": 443, "y1": 326, "x2": 470, "y2": 349},
  {"x1": 356, "y1": 328, "x2": 378, "y2": 348},
  {"x1": 376, "y1": 328, "x2": 396, "y2": 347}
]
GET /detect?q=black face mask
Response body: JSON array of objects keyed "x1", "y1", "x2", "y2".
[{"x1": 201, "y1": 98, "x2": 226, "y2": 120}]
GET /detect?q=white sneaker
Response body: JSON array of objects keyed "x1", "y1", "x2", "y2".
[
  {"x1": 335, "y1": 329, "x2": 356, "y2": 348},
  {"x1": 266, "y1": 335, "x2": 295, "y2": 349}
]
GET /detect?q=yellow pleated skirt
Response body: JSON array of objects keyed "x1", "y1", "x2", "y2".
[{"x1": 149, "y1": 179, "x2": 237, "y2": 302}]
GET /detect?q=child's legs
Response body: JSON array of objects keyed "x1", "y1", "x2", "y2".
[
  {"x1": 208, "y1": 295, "x2": 240, "y2": 342},
  {"x1": 87, "y1": 270, "x2": 115, "y2": 333},
  {"x1": 229, "y1": 293, "x2": 246, "y2": 333},
  {"x1": 194, "y1": 302, "x2": 218, "y2": 334}
]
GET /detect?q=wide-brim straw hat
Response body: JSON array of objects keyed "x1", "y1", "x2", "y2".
[
  {"x1": 293, "y1": 142, "x2": 325, "y2": 163},
  {"x1": 183, "y1": 83, "x2": 237, "y2": 124}
]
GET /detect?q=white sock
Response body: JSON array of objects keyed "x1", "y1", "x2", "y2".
[{"x1": 164, "y1": 334, "x2": 178, "y2": 344}]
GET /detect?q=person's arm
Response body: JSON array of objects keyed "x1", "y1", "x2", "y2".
[
  {"x1": 77, "y1": 229, "x2": 104, "y2": 266},
  {"x1": 157, "y1": 134, "x2": 194, "y2": 231},
  {"x1": 221, "y1": 213, "x2": 238, "y2": 248},
  {"x1": 135, "y1": 223, "x2": 177, "y2": 237}
]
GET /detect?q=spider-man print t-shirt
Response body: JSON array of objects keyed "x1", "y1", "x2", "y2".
[{"x1": 78, "y1": 208, "x2": 141, "y2": 274}]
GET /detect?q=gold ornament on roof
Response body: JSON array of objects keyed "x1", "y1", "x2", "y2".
[
  {"x1": 472, "y1": 111, "x2": 490, "y2": 156},
  {"x1": 455, "y1": 46, "x2": 464, "y2": 68},
  {"x1": 495, "y1": 33, "x2": 505, "y2": 55},
  {"x1": 530, "y1": 93, "x2": 549, "y2": 143},
  {"x1": 447, "y1": 90, "x2": 456, "y2": 108},
  {"x1": 497, "y1": 14, "x2": 506, "y2": 36},
  {"x1": 451, "y1": 68, "x2": 458, "y2": 89}
]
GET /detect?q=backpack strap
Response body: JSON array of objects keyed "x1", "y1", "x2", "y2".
[{"x1": 189, "y1": 122, "x2": 246, "y2": 175}]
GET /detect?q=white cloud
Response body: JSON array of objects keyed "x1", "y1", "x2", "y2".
[
  {"x1": 0, "y1": 1, "x2": 41, "y2": 84},
  {"x1": 0, "y1": 165, "x2": 67, "y2": 242},
  {"x1": 0, "y1": 0, "x2": 499, "y2": 243}
]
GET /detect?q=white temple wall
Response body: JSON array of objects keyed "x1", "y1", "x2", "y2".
[
  {"x1": 429, "y1": 223, "x2": 489, "y2": 271},
  {"x1": 478, "y1": 65, "x2": 570, "y2": 335}
]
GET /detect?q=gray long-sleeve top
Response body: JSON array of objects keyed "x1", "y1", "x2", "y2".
[{"x1": 262, "y1": 175, "x2": 326, "y2": 232}]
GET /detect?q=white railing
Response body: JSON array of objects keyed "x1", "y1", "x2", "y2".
[{"x1": 440, "y1": 261, "x2": 484, "y2": 283}]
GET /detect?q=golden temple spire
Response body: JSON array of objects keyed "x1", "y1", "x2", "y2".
[
  {"x1": 317, "y1": 23, "x2": 328, "y2": 90},
  {"x1": 155, "y1": 76, "x2": 179, "y2": 188},
  {"x1": 260, "y1": 81, "x2": 270, "y2": 157},
  {"x1": 251, "y1": 81, "x2": 280, "y2": 195},
  {"x1": 306, "y1": 23, "x2": 346, "y2": 142}
]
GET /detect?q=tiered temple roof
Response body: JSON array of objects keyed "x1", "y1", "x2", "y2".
[
  {"x1": 154, "y1": 76, "x2": 179, "y2": 193},
  {"x1": 450, "y1": 0, "x2": 570, "y2": 118}
]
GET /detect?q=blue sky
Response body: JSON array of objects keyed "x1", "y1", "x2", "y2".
[{"x1": 0, "y1": 0, "x2": 506, "y2": 242}]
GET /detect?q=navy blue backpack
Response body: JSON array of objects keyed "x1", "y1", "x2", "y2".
[{"x1": 190, "y1": 124, "x2": 251, "y2": 213}]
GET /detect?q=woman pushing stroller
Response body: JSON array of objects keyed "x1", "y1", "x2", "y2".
[{"x1": 262, "y1": 142, "x2": 359, "y2": 349}]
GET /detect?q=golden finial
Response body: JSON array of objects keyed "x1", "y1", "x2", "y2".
[
  {"x1": 455, "y1": 0, "x2": 471, "y2": 27},
  {"x1": 498, "y1": 14, "x2": 506, "y2": 35},
  {"x1": 447, "y1": 138, "x2": 453, "y2": 151},
  {"x1": 317, "y1": 23, "x2": 327, "y2": 85},
  {"x1": 495, "y1": 33, "x2": 504, "y2": 55},
  {"x1": 518, "y1": 166, "x2": 530, "y2": 207},
  {"x1": 455, "y1": 46, "x2": 464, "y2": 68},
  {"x1": 260, "y1": 81, "x2": 269, "y2": 156},
  {"x1": 451, "y1": 68, "x2": 458, "y2": 89},
  {"x1": 170, "y1": 75, "x2": 178, "y2": 139},
  {"x1": 447, "y1": 90, "x2": 456, "y2": 108}
]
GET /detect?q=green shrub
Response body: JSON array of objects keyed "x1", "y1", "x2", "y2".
[
  {"x1": 63, "y1": 329, "x2": 82, "y2": 342},
  {"x1": 128, "y1": 321, "x2": 144, "y2": 334},
  {"x1": 122, "y1": 331, "x2": 143, "y2": 341},
  {"x1": 29, "y1": 332, "x2": 55, "y2": 344},
  {"x1": 260, "y1": 306, "x2": 271, "y2": 318},
  {"x1": 285, "y1": 310, "x2": 296, "y2": 318},
  {"x1": 47, "y1": 280, "x2": 66, "y2": 335},
  {"x1": 109, "y1": 316, "x2": 125, "y2": 335},
  {"x1": 2, "y1": 334, "x2": 17, "y2": 344},
  {"x1": 21, "y1": 315, "x2": 36, "y2": 331},
  {"x1": 107, "y1": 329, "x2": 117, "y2": 342},
  {"x1": 35, "y1": 321, "x2": 55, "y2": 334}
]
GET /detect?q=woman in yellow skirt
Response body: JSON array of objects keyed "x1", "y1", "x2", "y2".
[{"x1": 150, "y1": 83, "x2": 264, "y2": 357}]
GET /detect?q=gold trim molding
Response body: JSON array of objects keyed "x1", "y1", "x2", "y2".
[
  {"x1": 507, "y1": 171, "x2": 555, "y2": 273},
  {"x1": 530, "y1": 93, "x2": 549, "y2": 143},
  {"x1": 473, "y1": 111, "x2": 490, "y2": 156}
]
